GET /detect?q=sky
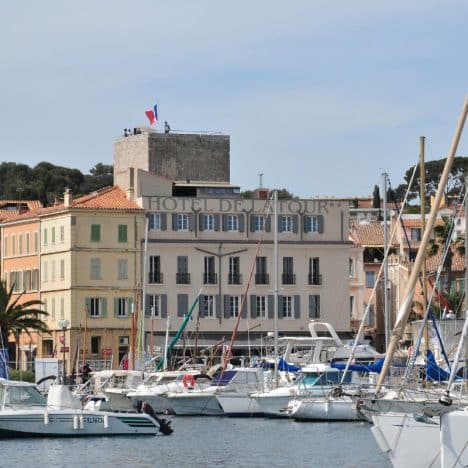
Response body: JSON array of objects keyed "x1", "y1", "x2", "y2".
[{"x1": 1, "y1": 1, "x2": 467, "y2": 198}]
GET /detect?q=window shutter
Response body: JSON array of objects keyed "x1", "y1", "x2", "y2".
[
  {"x1": 222, "y1": 214, "x2": 228, "y2": 232},
  {"x1": 85, "y1": 298, "x2": 91, "y2": 316},
  {"x1": 241, "y1": 298, "x2": 247, "y2": 318},
  {"x1": 188, "y1": 214, "x2": 195, "y2": 232},
  {"x1": 278, "y1": 216, "x2": 283, "y2": 233},
  {"x1": 199, "y1": 295, "x2": 205, "y2": 318},
  {"x1": 101, "y1": 297, "x2": 107, "y2": 318},
  {"x1": 172, "y1": 213, "x2": 178, "y2": 231},
  {"x1": 216, "y1": 295, "x2": 221, "y2": 319},
  {"x1": 265, "y1": 216, "x2": 271, "y2": 232},
  {"x1": 292, "y1": 215, "x2": 298, "y2": 234},
  {"x1": 128, "y1": 298, "x2": 133, "y2": 317},
  {"x1": 224, "y1": 295, "x2": 230, "y2": 318},
  {"x1": 114, "y1": 298, "x2": 119, "y2": 317},
  {"x1": 278, "y1": 295, "x2": 283, "y2": 318},
  {"x1": 145, "y1": 295, "x2": 152, "y2": 316},
  {"x1": 268, "y1": 295, "x2": 274, "y2": 319},
  {"x1": 177, "y1": 294, "x2": 188, "y2": 317},
  {"x1": 161, "y1": 294, "x2": 167, "y2": 318},
  {"x1": 214, "y1": 214, "x2": 220, "y2": 232},
  {"x1": 250, "y1": 295, "x2": 257, "y2": 318},
  {"x1": 199, "y1": 213, "x2": 204, "y2": 231},
  {"x1": 294, "y1": 295, "x2": 300, "y2": 319},
  {"x1": 250, "y1": 214, "x2": 255, "y2": 232},
  {"x1": 161, "y1": 213, "x2": 167, "y2": 231},
  {"x1": 238, "y1": 214, "x2": 245, "y2": 232},
  {"x1": 304, "y1": 216, "x2": 309, "y2": 233},
  {"x1": 318, "y1": 215, "x2": 324, "y2": 233},
  {"x1": 309, "y1": 295, "x2": 320, "y2": 318}
]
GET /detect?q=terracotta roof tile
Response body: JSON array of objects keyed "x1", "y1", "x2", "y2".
[
  {"x1": 425, "y1": 250, "x2": 465, "y2": 273},
  {"x1": 350, "y1": 222, "x2": 386, "y2": 247}
]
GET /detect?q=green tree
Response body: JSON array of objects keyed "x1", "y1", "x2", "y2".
[
  {"x1": 427, "y1": 217, "x2": 464, "y2": 297},
  {"x1": 372, "y1": 185, "x2": 381, "y2": 209},
  {"x1": 0, "y1": 280, "x2": 48, "y2": 358}
]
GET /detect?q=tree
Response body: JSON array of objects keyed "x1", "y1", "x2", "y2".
[
  {"x1": 0, "y1": 280, "x2": 48, "y2": 363},
  {"x1": 372, "y1": 185, "x2": 381, "y2": 209},
  {"x1": 427, "y1": 217, "x2": 464, "y2": 299}
]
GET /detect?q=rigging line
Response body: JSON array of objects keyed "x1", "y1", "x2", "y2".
[
  {"x1": 338, "y1": 164, "x2": 419, "y2": 387},
  {"x1": 401, "y1": 187, "x2": 466, "y2": 385},
  {"x1": 223, "y1": 193, "x2": 274, "y2": 369}
]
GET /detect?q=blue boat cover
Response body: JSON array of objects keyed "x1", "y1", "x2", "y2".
[
  {"x1": 0, "y1": 348, "x2": 9, "y2": 379},
  {"x1": 331, "y1": 358, "x2": 385, "y2": 373},
  {"x1": 425, "y1": 350, "x2": 456, "y2": 382},
  {"x1": 278, "y1": 357, "x2": 301, "y2": 373}
]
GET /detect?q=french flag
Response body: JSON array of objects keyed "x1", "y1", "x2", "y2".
[{"x1": 145, "y1": 104, "x2": 158, "y2": 125}]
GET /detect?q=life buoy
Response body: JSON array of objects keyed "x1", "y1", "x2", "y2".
[{"x1": 182, "y1": 374, "x2": 196, "y2": 388}]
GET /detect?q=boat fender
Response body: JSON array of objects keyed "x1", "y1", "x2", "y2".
[
  {"x1": 73, "y1": 415, "x2": 79, "y2": 430},
  {"x1": 182, "y1": 374, "x2": 196, "y2": 388},
  {"x1": 79, "y1": 415, "x2": 84, "y2": 429},
  {"x1": 44, "y1": 412, "x2": 49, "y2": 425},
  {"x1": 104, "y1": 414, "x2": 109, "y2": 428}
]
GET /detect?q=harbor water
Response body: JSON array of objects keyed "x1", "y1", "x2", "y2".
[{"x1": 1, "y1": 417, "x2": 390, "y2": 468}]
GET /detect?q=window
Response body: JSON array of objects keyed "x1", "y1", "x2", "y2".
[
  {"x1": 23, "y1": 270, "x2": 31, "y2": 291},
  {"x1": 149, "y1": 256, "x2": 162, "y2": 283},
  {"x1": 349, "y1": 296, "x2": 355, "y2": 317},
  {"x1": 204, "y1": 214, "x2": 215, "y2": 231},
  {"x1": 254, "y1": 215, "x2": 264, "y2": 232},
  {"x1": 229, "y1": 295, "x2": 241, "y2": 318},
  {"x1": 25, "y1": 233, "x2": 30, "y2": 253},
  {"x1": 308, "y1": 258, "x2": 321, "y2": 285},
  {"x1": 281, "y1": 216, "x2": 293, "y2": 232},
  {"x1": 176, "y1": 256, "x2": 190, "y2": 284},
  {"x1": 282, "y1": 296, "x2": 293, "y2": 318},
  {"x1": 282, "y1": 257, "x2": 295, "y2": 284},
  {"x1": 60, "y1": 226, "x2": 65, "y2": 242},
  {"x1": 31, "y1": 269, "x2": 39, "y2": 290},
  {"x1": 88, "y1": 298, "x2": 103, "y2": 317},
  {"x1": 366, "y1": 271, "x2": 375, "y2": 288},
  {"x1": 177, "y1": 214, "x2": 189, "y2": 231},
  {"x1": 91, "y1": 336, "x2": 101, "y2": 354},
  {"x1": 118, "y1": 259, "x2": 128, "y2": 280},
  {"x1": 149, "y1": 213, "x2": 162, "y2": 230},
  {"x1": 349, "y1": 258, "x2": 355, "y2": 277},
  {"x1": 60, "y1": 260, "x2": 65, "y2": 280},
  {"x1": 60, "y1": 297, "x2": 64, "y2": 319},
  {"x1": 203, "y1": 256, "x2": 217, "y2": 284},
  {"x1": 228, "y1": 257, "x2": 241, "y2": 284},
  {"x1": 51, "y1": 298, "x2": 56, "y2": 320},
  {"x1": 42, "y1": 340, "x2": 53, "y2": 356},
  {"x1": 43, "y1": 229, "x2": 47, "y2": 246},
  {"x1": 202, "y1": 295, "x2": 216, "y2": 318},
  {"x1": 18, "y1": 234, "x2": 23, "y2": 255},
  {"x1": 116, "y1": 298, "x2": 131, "y2": 317},
  {"x1": 309, "y1": 295, "x2": 320, "y2": 318},
  {"x1": 34, "y1": 232, "x2": 38, "y2": 252},
  {"x1": 90, "y1": 258, "x2": 101, "y2": 280},
  {"x1": 410, "y1": 228, "x2": 421, "y2": 241},
  {"x1": 305, "y1": 215, "x2": 318, "y2": 233},
  {"x1": 43, "y1": 262, "x2": 48, "y2": 283},
  {"x1": 51, "y1": 227, "x2": 55, "y2": 244},
  {"x1": 147, "y1": 295, "x2": 160, "y2": 317},
  {"x1": 91, "y1": 224, "x2": 101, "y2": 242},
  {"x1": 3, "y1": 236, "x2": 7, "y2": 257},
  {"x1": 364, "y1": 304, "x2": 375, "y2": 326},
  {"x1": 227, "y1": 215, "x2": 238, "y2": 232},
  {"x1": 255, "y1": 257, "x2": 268, "y2": 284},
  {"x1": 118, "y1": 224, "x2": 127, "y2": 243},
  {"x1": 11, "y1": 235, "x2": 16, "y2": 256},
  {"x1": 256, "y1": 296, "x2": 267, "y2": 318}
]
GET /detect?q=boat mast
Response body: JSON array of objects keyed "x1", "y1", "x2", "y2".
[
  {"x1": 376, "y1": 96, "x2": 468, "y2": 393},
  {"x1": 273, "y1": 190, "x2": 279, "y2": 386},
  {"x1": 382, "y1": 172, "x2": 389, "y2": 349}
]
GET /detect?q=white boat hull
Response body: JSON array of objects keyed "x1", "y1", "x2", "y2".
[
  {"x1": 0, "y1": 409, "x2": 160, "y2": 437},
  {"x1": 441, "y1": 408, "x2": 468, "y2": 468},
  {"x1": 165, "y1": 394, "x2": 223, "y2": 416},
  {"x1": 216, "y1": 393, "x2": 263, "y2": 416},
  {"x1": 289, "y1": 397, "x2": 366, "y2": 421}
]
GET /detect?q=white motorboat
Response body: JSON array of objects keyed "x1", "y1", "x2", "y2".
[{"x1": 0, "y1": 378, "x2": 172, "y2": 437}]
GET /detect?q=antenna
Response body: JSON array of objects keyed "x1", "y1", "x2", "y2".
[{"x1": 258, "y1": 173, "x2": 264, "y2": 188}]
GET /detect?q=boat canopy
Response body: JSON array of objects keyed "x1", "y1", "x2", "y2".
[{"x1": 331, "y1": 358, "x2": 385, "y2": 373}]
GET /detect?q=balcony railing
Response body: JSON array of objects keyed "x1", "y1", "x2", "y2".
[
  {"x1": 176, "y1": 273, "x2": 191, "y2": 284},
  {"x1": 148, "y1": 272, "x2": 163, "y2": 284},
  {"x1": 228, "y1": 273, "x2": 242, "y2": 285},
  {"x1": 308, "y1": 274, "x2": 322, "y2": 285},
  {"x1": 255, "y1": 273, "x2": 269, "y2": 285},
  {"x1": 203, "y1": 272, "x2": 218, "y2": 284},
  {"x1": 282, "y1": 273, "x2": 296, "y2": 285}
]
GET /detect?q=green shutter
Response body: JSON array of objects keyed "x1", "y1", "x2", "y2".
[
  {"x1": 118, "y1": 224, "x2": 128, "y2": 243},
  {"x1": 114, "y1": 298, "x2": 119, "y2": 317},
  {"x1": 128, "y1": 298, "x2": 133, "y2": 316},
  {"x1": 101, "y1": 297, "x2": 107, "y2": 318},
  {"x1": 85, "y1": 298, "x2": 91, "y2": 316},
  {"x1": 91, "y1": 224, "x2": 101, "y2": 242}
]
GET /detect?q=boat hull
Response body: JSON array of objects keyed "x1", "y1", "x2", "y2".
[
  {"x1": 216, "y1": 394, "x2": 263, "y2": 417},
  {"x1": 165, "y1": 394, "x2": 223, "y2": 416},
  {"x1": 289, "y1": 397, "x2": 366, "y2": 421}
]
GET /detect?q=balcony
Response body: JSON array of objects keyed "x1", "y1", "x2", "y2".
[
  {"x1": 228, "y1": 273, "x2": 242, "y2": 285},
  {"x1": 282, "y1": 273, "x2": 296, "y2": 285},
  {"x1": 255, "y1": 273, "x2": 269, "y2": 285},
  {"x1": 203, "y1": 272, "x2": 218, "y2": 284},
  {"x1": 148, "y1": 272, "x2": 163, "y2": 284},
  {"x1": 308, "y1": 274, "x2": 322, "y2": 286},
  {"x1": 176, "y1": 273, "x2": 191, "y2": 284}
]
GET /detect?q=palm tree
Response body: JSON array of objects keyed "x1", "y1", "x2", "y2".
[
  {"x1": 427, "y1": 216, "x2": 464, "y2": 301},
  {"x1": 0, "y1": 280, "x2": 49, "y2": 361}
]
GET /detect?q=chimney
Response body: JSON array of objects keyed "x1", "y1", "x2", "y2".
[{"x1": 64, "y1": 188, "x2": 73, "y2": 207}]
